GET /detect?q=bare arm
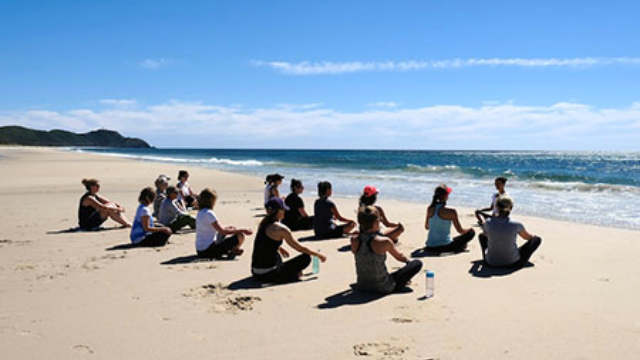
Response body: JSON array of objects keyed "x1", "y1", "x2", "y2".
[
  {"x1": 377, "y1": 207, "x2": 397, "y2": 228},
  {"x1": 212, "y1": 221, "x2": 252, "y2": 236},
  {"x1": 298, "y1": 207, "x2": 309, "y2": 218},
  {"x1": 269, "y1": 224, "x2": 326, "y2": 262},
  {"x1": 424, "y1": 207, "x2": 431, "y2": 230},
  {"x1": 450, "y1": 209, "x2": 471, "y2": 234},
  {"x1": 142, "y1": 215, "x2": 171, "y2": 234},
  {"x1": 518, "y1": 228, "x2": 536, "y2": 241},
  {"x1": 331, "y1": 206, "x2": 354, "y2": 223},
  {"x1": 382, "y1": 238, "x2": 411, "y2": 263},
  {"x1": 84, "y1": 196, "x2": 115, "y2": 212}
]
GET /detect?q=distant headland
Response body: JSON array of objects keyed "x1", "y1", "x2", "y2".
[{"x1": 0, "y1": 126, "x2": 151, "y2": 148}]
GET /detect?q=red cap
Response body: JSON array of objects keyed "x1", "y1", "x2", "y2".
[
  {"x1": 446, "y1": 186, "x2": 452, "y2": 194},
  {"x1": 363, "y1": 185, "x2": 379, "y2": 198}
]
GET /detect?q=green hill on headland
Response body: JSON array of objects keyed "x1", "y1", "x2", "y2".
[{"x1": 0, "y1": 126, "x2": 151, "y2": 148}]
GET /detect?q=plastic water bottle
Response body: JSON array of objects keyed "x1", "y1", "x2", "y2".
[
  {"x1": 425, "y1": 270, "x2": 435, "y2": 298},
  {"x1": 312, "y1": 255, "x2": 320, "y2": 274}
]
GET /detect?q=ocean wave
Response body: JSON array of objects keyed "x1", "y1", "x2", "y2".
[
  {"x1": 526, "y1": 181, "x2": 638, "y2": 194},
  {"x1": 75, "y1": 150, "x2": 266, "y2": 167},
  {"x1": 405, "y1": 164, "x2": 462, "y2": 173}
]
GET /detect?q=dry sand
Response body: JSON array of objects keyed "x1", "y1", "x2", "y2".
[{"x1": 1, "y1": 147, "x2": 639, "y2": 359}]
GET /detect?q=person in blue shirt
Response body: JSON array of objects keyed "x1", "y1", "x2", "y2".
[{"x1": 424, "y1": 184, "x2": 475, "y2": 253}]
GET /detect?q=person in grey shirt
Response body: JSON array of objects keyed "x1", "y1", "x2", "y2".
[
  {"x1": 479, "y1": 195, "x2": 542, "y2": 268},
  {"x1": 158, "y1": 186, "x2": 196, "y2": 233}
]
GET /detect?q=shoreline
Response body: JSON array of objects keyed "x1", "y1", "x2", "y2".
[
  {"x1": 1, "y1": 147, "x2": 640, "y2": 360},
  {"x1": 72, "y1": 147, "x2": 640, "y2": 232}
]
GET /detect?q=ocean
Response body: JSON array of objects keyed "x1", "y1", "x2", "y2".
[{"x1": 74, "y1": 148, "x2": 640, "y2": 231}]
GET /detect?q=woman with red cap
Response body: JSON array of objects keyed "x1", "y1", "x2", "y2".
[
  {"x1": 424, "y1": 184, "x2": 475, "y2": 253},
  {"x1": 359, "y1": 185, "x2": 404, "y2": 243}
]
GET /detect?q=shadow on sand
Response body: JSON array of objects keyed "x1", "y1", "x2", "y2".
[
  {"x1": 317, "y1": 285, "x2": 413, "y2": 309},
  {"x1": 47, "y1": 226, "x2": 124, "y2": 235},
  {"x1": 411, "y1": 248, "x2": 468, "y2": 258},
  {"x1": 160, "y1": 254, "x2": 236, "y2": 265},
  {"x1": 227, "y1": 275, "x2": 318, "y2": 290},
  {"x1": 468, "y1": 260, "x2": 534, "y2": 278}
]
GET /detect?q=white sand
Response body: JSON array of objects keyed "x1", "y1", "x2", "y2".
[{"x1": 1, "y1": 147, "x2": 639, "y2": 359}]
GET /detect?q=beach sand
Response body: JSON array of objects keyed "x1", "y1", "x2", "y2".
[{"x1": 1, "y1": 147, "x2": 639, "y2": 359}]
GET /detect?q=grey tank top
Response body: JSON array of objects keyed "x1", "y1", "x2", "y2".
[{"x1": 354, "y1": 233, "x2": 395, "y2": 294}]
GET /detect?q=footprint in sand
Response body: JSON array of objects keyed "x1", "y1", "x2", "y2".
[
  {"x1": 184, "y1": 283, "x2": 261, "y2": 314},
  {"x1": 353, "y1": 342, "x2": 408, "y2": 359},
  {"x1": 391, "y1": 317, "x2": 414, "y2": 324},
  {"x1": 73, "y1": 344, "x2": 95, "y2": 355}
]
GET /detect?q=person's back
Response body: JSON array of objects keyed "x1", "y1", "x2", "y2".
[
  {"x1": 251, "y1": 226, "x2": 283, "y2": 272},
  {"x1": 130, "y1": 203, "x2": 152, "y2": 244},
  {"x1": 354, "y1": 233, "x2": 395, "y2": 294},
  {"x1": 78, "y1": 192, "x2": 96, "y2": 228},
  {"x1": 426, "y1": 204, "x2": 452, "y2": 247},
  {"x1": 313, "y1": 197, "x2": 335, "y2": 236},
  {"x1": 283, "y1": 192, "x2": 302, "y2": 227},
  {"x1": 483, "y1": 216, "x2": 523, "y2": 266},
  {"x1": 158, "y1": 197, "x2": 180, "y2": 225}
]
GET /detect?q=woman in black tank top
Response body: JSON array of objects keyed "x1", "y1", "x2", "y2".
[
  {"x1": 251, "y1": 198, "x2": 327, "y2": 284},
  {"x1": 78, "y1": 178, "x2": 131, "y2": 230}
]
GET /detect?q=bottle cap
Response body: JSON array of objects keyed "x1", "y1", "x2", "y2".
[{"x1": 426, "y1": 270, "x2": 435, "y2": 278}]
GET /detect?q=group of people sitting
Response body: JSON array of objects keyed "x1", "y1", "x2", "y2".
[{"x1": 78, "y1": 172, "x2": 542, "y2": 295}]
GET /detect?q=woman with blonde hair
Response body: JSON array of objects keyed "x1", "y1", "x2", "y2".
[{"x1": 78, "y1": 178, "x2": 130, "y2": 230}]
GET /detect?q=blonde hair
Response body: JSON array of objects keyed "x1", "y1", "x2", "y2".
[
  {"x1": 198, "y1": 188, "x2": 218, "y2": 209},
  {"x1": 358, "y1": 205, "x2": 380, "y2": 232},
  {"x1": 81, "y1": 178, "x2": 99, "y2": 190}
]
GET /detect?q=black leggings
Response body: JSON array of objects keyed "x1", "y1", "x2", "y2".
[
  {"x1": 427, "y1": 229, "x2": 476, "y2": 253},
  {"x1": 479, "y1": 234, "x2": 542, "y2": 268},
  {"x1": 135, "y1": 232, "x2": 170, "y2": 247},
  {"x1": 253, "y1": 254, "x2": 312, "y2": 284},
  {"x1": 390, "y1": 260, "x2": 423, "y2": 292}
]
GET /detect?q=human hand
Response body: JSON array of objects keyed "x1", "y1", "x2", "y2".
[
  {"x1": 241, "y1": 229, "x2": 253, "y2": 235},
  {"x1": 279, "y1": 248, "x2": 290, "y2": 258},
  {"x1": 317, "y1": 253, "x2": 327, "y2": 262}
]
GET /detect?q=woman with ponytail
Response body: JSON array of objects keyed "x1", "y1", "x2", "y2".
[
  {"x1": 424, "y1": 184, "x2": 475, "y2": 253},
  {"x1": 78, "y1": 178, "x2": 130, "y2": 230},
  {"x1": 251, "y1": 198, "x2": 327, "y2": 284}
]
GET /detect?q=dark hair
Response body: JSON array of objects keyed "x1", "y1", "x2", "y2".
[
  {"x1": 290, "y1": 178, "x2": 303, "y2": 192},
  {"x1": 359, "y1": 193, "x2": 377, "y2": 207},
  {"x1": 358, "y1": 205, "x2": 380, "y2": 232},
  {"x1": 259, "y1": 206, "x2": 282, "y2": 232},
  {"x1": 429, "y1": 184, "x2": 449, "y2": 210},
  {"x1": 496, "y1": 177, "x2": 508, "y2": 185},
  {"x1": 265, "y1": 173, "x2": 284, "y2": 185},
  {"x1": 81, "y1": 178, "x2": 99, "y2": 191},
  {"x1": 318, "y1": 181, "x2": 332, "y2": 198},
  {"x1": 138, "y1": 187, "x2": 155, "y2": 204},
  {"x1": 166, "y1": 186, "x2": 177, "y2": 195},
  {"x1": 198, "y1": 188, "x2": 218, "y2": 209},
  {"x1": 178, "y1": 170, "x2": 189, "y2": 180}
]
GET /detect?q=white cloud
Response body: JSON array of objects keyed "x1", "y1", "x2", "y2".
[
  {"x1": 368, "y1": 102, "x2": 399, "y2": 108},
  {"x1": 100, "y1": 99, "x2": 138, "y2": 107},
  {"x1": 253, "y1": 57, "x2": 640, "y2": 75},
  {"x1": 137, "y1": 58, "x2": 174, "y2": 70},
  {"x1": 1, "y1": 100, "x2": 639, "y2": 150}
]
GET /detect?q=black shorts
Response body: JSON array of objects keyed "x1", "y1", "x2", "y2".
[
  {"x1": 197, "y1": 234, "x2": 240, "y2": 259},
  {"x1": 79, "y1": 211, "x2": 106, "y2": 231},
  {"x1": 315, "y1": 224, "x2": 347, "y2": 240}
]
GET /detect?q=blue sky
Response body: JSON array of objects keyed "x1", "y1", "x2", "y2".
[{"x1": 1, "y1": 0, "x2": 639, "y2": 149}]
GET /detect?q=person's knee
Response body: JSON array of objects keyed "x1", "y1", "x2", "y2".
[
  {"x1": 411, "y1": 259, "x2": 423, "y2": 272},
  {"x1": 300, "y1": 253, "x2": 312, "y2": 266},
  {"x1": 468, "y1": 229, "x2": 476, "y2": 238},
  {"x1": 237, "y1": 232, "x2": 245, "y2": 243}
]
